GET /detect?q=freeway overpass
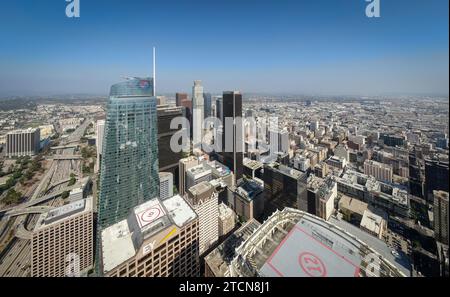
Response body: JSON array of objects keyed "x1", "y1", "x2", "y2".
[
  {"x1": 5, "y1": 206, "x2": 54, "y2": 218},
  {"x1": 0, "y1": 177, "x2": 91, "y2": 216},
  {"x1": 50, "y1": 144, "x2": 79, "y2": 150},
  {"x1": 46, "y1": 155, "x2": 82, "y2": 160}
]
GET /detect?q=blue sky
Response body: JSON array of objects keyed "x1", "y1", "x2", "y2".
[{"x1": 0, "y1": 0, "x2": 448, "y2": 96}]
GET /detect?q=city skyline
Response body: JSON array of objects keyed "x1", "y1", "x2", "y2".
[{"x1": 0, "y1": 0, "x2": 448, "y2": 97}]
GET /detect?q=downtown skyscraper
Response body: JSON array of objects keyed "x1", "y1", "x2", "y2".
[
  {"x1": 192, "y1": 80, "x2": 204, "y2": 147},
  {"x1": 97, "y1": 77, "x2": 160, "y2": 229},
  {"x1": 222, "y1": 91, "x2": 244, "y2": 183}
]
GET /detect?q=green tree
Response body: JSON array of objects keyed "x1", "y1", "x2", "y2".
[
  {"x1": 3, "y1": 189, "x2": 22, "y2": 205},
  {"x1": 68, "y1": 176, "x2": 76, "y2": 186},
  {"x1": 82, "y1": 164, "x2": 92, "y2": 174}
]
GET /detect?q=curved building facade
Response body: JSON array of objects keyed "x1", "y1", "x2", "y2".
[{"x1": 98, "y1": 77, "x2": 159, "y2": 229}]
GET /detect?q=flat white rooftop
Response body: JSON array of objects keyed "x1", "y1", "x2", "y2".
[
  {"x1": 101, "y1": 195, "x2": 196, "y2": 273},
  {"x1": 35, "y1": 197, "x2": 92, "y2": 229},
  {"x1": 163, "y1": 194, "x2": 197, "y2": 227},
  {"x1": 101, "y1": 220, "x2": 135, "y2": 273}
]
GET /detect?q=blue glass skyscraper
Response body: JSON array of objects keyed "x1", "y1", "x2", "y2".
[
  {"x1": 98, "y1": 77, "x2": 159, "y2": 229},
  {"x1": 203, "y1": 92, "x2": 211, "y2": 120}
]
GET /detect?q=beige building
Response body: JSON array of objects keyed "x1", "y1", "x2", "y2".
[
  {"x1": 364, "y1": 160, "x2": 393, "y2": 183},
  {"x1": 31, "y1": 197, "x2": 94, "y2": 277},
  {"x1": 178, "y1": 156, "x2": 199, "y2": 197},
  {"x1": 434, "y1": 190, "x2": 449, "y2": 245},
  {"x1": 218, "y1": 202, "x2": 236, "y2": 237},
  {"x1": 186, "y1": 181, "x2": 219, "y2": 255},
  {"x1": 360, "y1": 210, "x2": 387, "y2": 239},
  {"x1": 101, "y1": 195, "x2": 200, "y2": 277},
  {"x1": 307, "y1": 175, "x2": 337, "y2": 221},
  {"x1": 338, "y1": 195, "x2": 368, "y2": 223}
]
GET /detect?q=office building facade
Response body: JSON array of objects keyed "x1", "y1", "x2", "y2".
[
  {"x1": 95, "y1": 119, "x2": 105, "y2": 173},
  {"x1": 186, "y1": 181, "x2": 219, "y2": 255},
  {"x1": 98, "y1": 78, "x2": 159, "y2": 229},
  {"x1": 6, "y1": 128, "x2": 41, "y2": 157},
  {"x1": 31, "y1": 198, "x2": 94, "y2": 277},
  {"x1": 434, "y1": 190, "x2": 449, "y2": 245},
  {"x1": 222, "y1": 91, "x2": 243, "y2": 183},
  {"x1": 203, "y1": 92, "x2": 212, "y2": 120},
  {"x1": 159, "y1": 172, "x2": 174, "y2": 200},
  {"x1": 364, "y1": 160, "x2": 393, "y2": 183},
  {"x1": 425, "y1": 159, "x2": 449, "y2": 203},
  {"x1": 262, "y1": 162, "x2": 308, "y2": 220},
  {"x1": 157, "y1": 105, "x2": 184, "y2": 173},
  {"x1": 192, "y1": 80, "x2": 204, "y2": 147}
]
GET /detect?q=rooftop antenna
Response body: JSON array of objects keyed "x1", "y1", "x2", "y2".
[{"x1": 153, "y1": 46, "x2": 156, "y2": 96}]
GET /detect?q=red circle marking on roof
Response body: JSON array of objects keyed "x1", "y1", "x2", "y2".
[
  {"x1": 140, "y1": 207, "x2": 161, "y2": 223},
  {"x1": 299, "y1": 252, "x2": 327, "y2": 277}
]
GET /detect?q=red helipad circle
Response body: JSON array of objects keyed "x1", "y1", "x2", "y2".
[
  {"x1": 140, "y1": 207, "x2": 161, "y2": 223},
  {"x1": 299, "y1": 252, "x2": 327, "y2": 277}
]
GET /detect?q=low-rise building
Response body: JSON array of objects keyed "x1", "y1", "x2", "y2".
[
  {"x1": 338, "y1": 195, "x2": 368, "y2": 224},
  {"x1": 360, "y1": 210, "x2": 387, "y2": 239},
  {"x1": 218, "y1": 202, "x2": 235, "y2": 237}
]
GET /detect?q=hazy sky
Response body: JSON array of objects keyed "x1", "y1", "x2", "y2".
[{"x1": 0, "y1": 0, "x2": 448, "y2": 96}]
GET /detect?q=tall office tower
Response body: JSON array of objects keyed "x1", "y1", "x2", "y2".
[
  {"x1": 97, "y1": 77, "x2": 159, "y2": 229},
  {"x1": 159, "y1": 172, "x2": 174, "y2": 200},
  {"x1": 192, "y1": 80, "x2": 204, "y2": 147},
  {"x1": 215, "y1": 96, "x2": 223, "y2": 121},
  {"x1": 269, "y1": 129, "x2": 289, "y2": 154},
  {"x1": 213, "y1": 96, "x2": 223, "y2": 152},
  {"x1": 222, "y1": 91, "x2": 244, "y2": 183},
  {"x1": 6, "y1": 128, "x2": 41, "y2": 157},
  {"x1": 179, "y1": 156, "x2": 199, "y2": 197},
  {"x1": 203, "y1": 92, "x2": 212, "y2": 120},
  {"x1": 186, "y1": 181, "x2": 219, "y2": 255},
  {"x1": 310, "y1": 120, "x2": 319, "y2": 132},
  {"x1": 409, "y1": 150, "x2": 425, "y2": 198},
  {"x1": 95, "y1": 119, "x2": 105, "y2": 173},
  {"x1": 100, "y1": 195, "x2": 200, "y2": 277},
  {"x1": 364, "y1": 160, "x2": 393, "y2": 183},
  {"x1": 157, "y1": 105, "x2": 184, "y2": 174},
  {"x1": 262, "y1": 162, "x2": 308, "y2": 220},
  {"x1": 425, "y1": 159, "x2": 449, "y2": 202},
  {"x1": 31, "y1": 197, "x2": 94, "y2": 277},
  {"x1": 179, "y1": 98, "x2": 193, "y2": 139},
  {"x1": 434, "y1": 190, "x2": 449, "y2": 245},
  {"x1": 176, "y1": 92, "x2": 188, "y2": 107}
]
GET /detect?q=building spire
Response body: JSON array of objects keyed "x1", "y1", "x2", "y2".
[{"x1": 153, "y1": 46, "x2": 156, "y2": 96}]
